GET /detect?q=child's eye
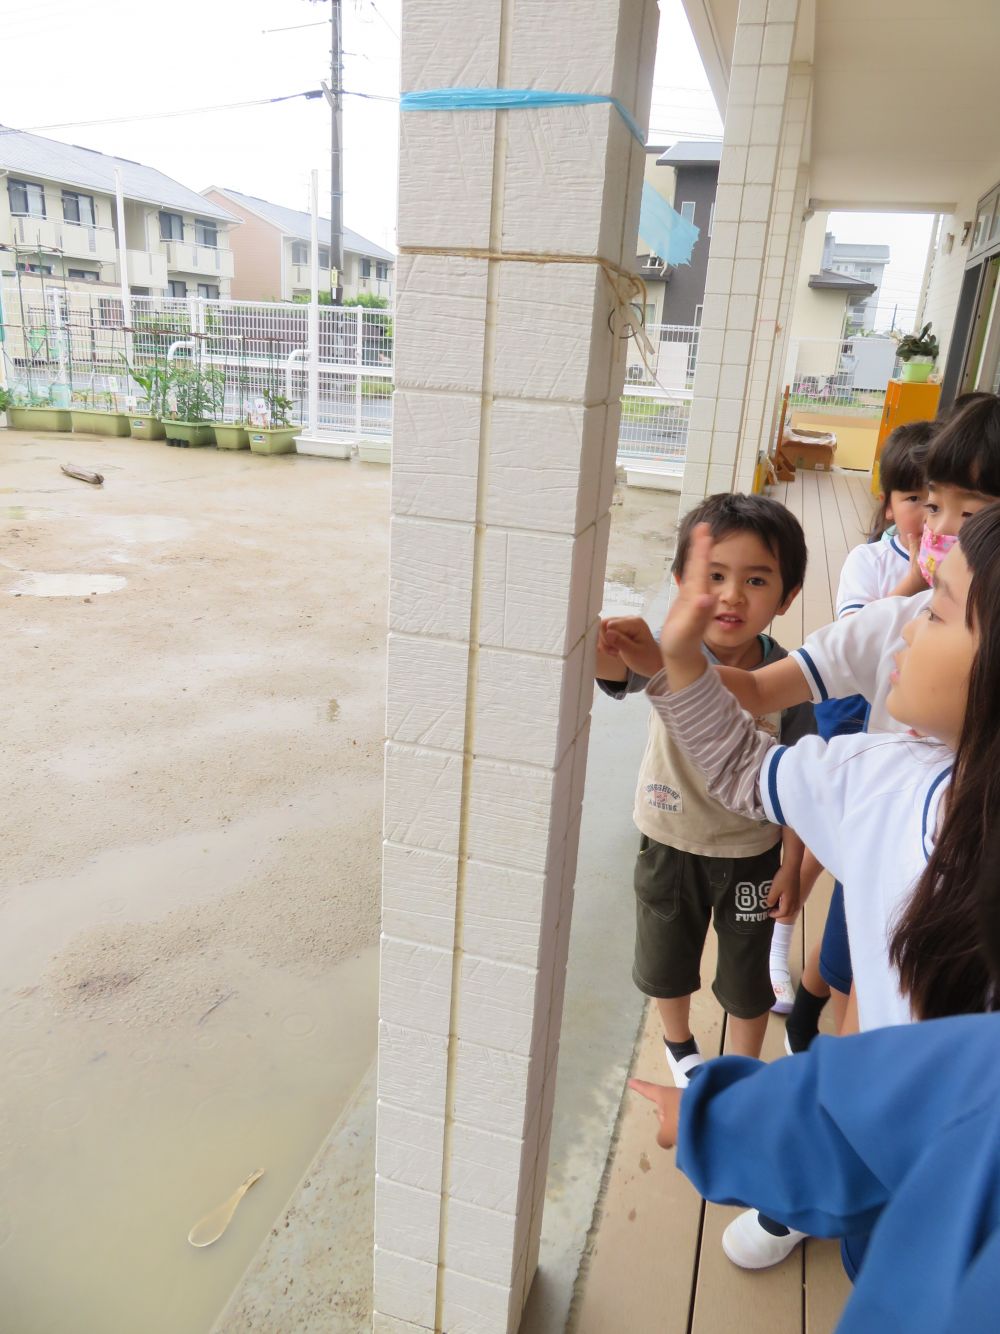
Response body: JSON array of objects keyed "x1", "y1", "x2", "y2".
[
  {"x1": 924, "y1": 606, "x2": 941, "y2": 624},
  {"x1": 924, "y1": 503, "x2": 939, "y2": 514},
  {"x1": 709, "y1": 571, "x2": 724, "y2": 582},
  {"x1": 747, "y1": 577, "x2": 766, "y2": 587}
]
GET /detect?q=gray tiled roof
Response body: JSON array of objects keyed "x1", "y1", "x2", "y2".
[
  {"x1": 208, "y1": 186, "x2": 395, "y2": 262},
  {"x1": 0, "y1": 126, "x2": 237, "y2": 221},
  {"x1": 808, "y1": 268, "x2": 877, "y2": 294},
  {"x1": 656, "y1": 139, "x2": 723, "y2": 167}
]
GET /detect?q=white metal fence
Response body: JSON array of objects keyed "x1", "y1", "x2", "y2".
[
  {"x1": 619, "y1": 322, "x2": 698, "y2": 468},
  {"x1": 783, "y1": 335, "x2": 899, "y2": 416},
  {"x1": 0, "y1": 285, "x2": 393, "y2": 438}
]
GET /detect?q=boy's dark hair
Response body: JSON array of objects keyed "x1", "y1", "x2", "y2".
[
  {"x1": 673, "y1": 492, "x2": 807, "y2": 599},
  {"x1": 925, "y1": 393, "x2": 1000, "y2": 497},
  {"x1": 941, "y1": 390, "x2": 994, "y2": 419},
  {"x1": 869, "y1": 420, "x2": 934, "y2": 539}
]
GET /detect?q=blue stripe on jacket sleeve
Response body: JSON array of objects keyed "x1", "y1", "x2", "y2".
[
  {"x1": 763, "y1": 746, "x2": 788, "y2": 826},
  {"x1": 795, "y1": 648, "x2": 829, "y2": 701}
]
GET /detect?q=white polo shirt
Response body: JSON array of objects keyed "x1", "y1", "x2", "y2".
[
  {"x1": 791, "y1": 590, "x2": 932, "y2": 734},
  {"x1": 836, "y1": 535, "x2": 910, "y2": 618},
  {"x1": 759, "y1": 732, "x2": 952, "y2": 1031}
]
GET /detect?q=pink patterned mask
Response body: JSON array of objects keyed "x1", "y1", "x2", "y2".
[{"x1": 917, "y1": 525, "x2": 959, "y2": 584}]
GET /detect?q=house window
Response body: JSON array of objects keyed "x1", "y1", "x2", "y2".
[
  {"x1": 319, "y1": 247, "x2": 330, "y2": 268},
  {"x1": 360, "y1": 257, "x2": 372, "y2": 278},
  {"x1": 858, "y1": 265, "x2": 873, "y2": 279},
  {"x1": 679, "y1": 200, "x2": 695, "y2": 224},
  {"x1": 16, "y1": 260, "x2": 53, "y2": 275},
  {"x1": 707, "y1": 201, "x2": 715, "y2": 238},
  {"x1": 8, "y1": 179, "x2": 45, "y2": 217},
  {"x1": 68, "y1": 268, "x2": 100, "y2": 282},
  {"x1": 694, "y1": 303, "x2": 703, "y2": 326},
  {"x1": 644, "y1": 302, "x2": 655, "y2": 327},
  {"x1": 194, "y1": 218, "x2": 218, "y2": 247},
  {"x1": 292, "y1": 241, "x2": 308, "y2": 265},
  {"x1": 168, "y1": 279, "x2": 187, "y2": 298},
  {"x1": 197, "y1": 283, "x2": 219, "y2": 299},
  {"x1": 376, "y1": 260, "x2": 389, "y2": 281},
  {"x1": 62, "y1": 191, "x2": 96, "y2": 226},
  {"x1": 159, "y1": 211, "x2": 184, "y2": 241}
]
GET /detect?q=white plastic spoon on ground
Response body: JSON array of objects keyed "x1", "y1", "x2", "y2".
[{"x1": 187, "y1": 1169, "x2": 265, "y2": 1247}]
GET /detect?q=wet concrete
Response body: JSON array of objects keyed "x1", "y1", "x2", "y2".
[{"x1": 1, "y1": 429, "x2": 388, "y2": 1333}]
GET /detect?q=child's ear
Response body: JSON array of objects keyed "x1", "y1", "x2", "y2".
[
  {"x1": 672, "y1": 571, "x2": 681, "y2": 588},
  {"x1": 880, "y1": 492, "x2": 892, "y2": 522},
  {"x1": 776, "y1": 584, "x2": 801, "y2": 616}
]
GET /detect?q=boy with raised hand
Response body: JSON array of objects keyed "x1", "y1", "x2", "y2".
[{"x1": 597, "y1": 493, "x2": 814, "y2": 1087}]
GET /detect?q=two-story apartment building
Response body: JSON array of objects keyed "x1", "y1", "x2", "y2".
[
  {"x1": 201, "y1": 187, "x2": 395, "y2": 304},
  {"x1": 0, "y1": 128, "x2": 238, "y2": 301},
  {"x1": 820, "y1": 232, "x2": 890, "y2": 333}
]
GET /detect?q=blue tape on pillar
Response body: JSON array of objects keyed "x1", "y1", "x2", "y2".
[
  {"x1": 399, "y1": 86, "x2": 646, "y2": 145},
  {"x1": 638, "y1": 181, "x2": 699, "y2": 267}
]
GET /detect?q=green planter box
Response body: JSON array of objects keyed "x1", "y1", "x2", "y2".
[
  {"x1": 8, "y1": 406, "x2": 73, "y2": 432},
  {"x1": 213, "y1": 423, "x2": 251, "y2": 450},
  {"x1": 163, "y1": 420, "x2": 215, "y2": 448},
  {"x1": 900, "y1": 359, "x2": 934, "y2": 384},
  {"x1": 130, "y1": 416, "x2": 165, "y2": 440},
  {"x1": 248, "y1": 426, "x2": 298, "y2": 455},
  {"x1": 71, "y1": 409, "x2": 131, "y2": 436}
]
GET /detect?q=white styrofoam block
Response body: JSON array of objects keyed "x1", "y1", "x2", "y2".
[
  {"x1": 373, "y1": 1313, "x2": 431, "y2": 1334},
  {"x1": 492, "y1": 262, "x2": 613, "y2": 406},
  {"x1": 379, "y1": 935, "x2": 455, "y2": 1037},
  {"x1": 440, "y1": 1269, "x2": 511, "y2": 1334},
  {"x1": 373, "y1": 1247, "x2": 438, "y2": 1329},
  {"x1": 391, "y1": 391, "x2": 481, "y2": 524},
  {"x1": 596, "y1": 403, "x2": 620, "y2": 517},
  {"x1": 457, "y1": 952, "x2": 537, "y2": 1056},
  {"x1": 375, "y1": 1176, "x2": 442, "y2": 1266},
  {"x1": 586, "y1": 511, "x2": 612, "y2": 627},
  {"x1": 568, "y1": 716, "x2": 592, "y2": 829},
  {"x1": 386, "y1": 633, "x2": 469, "y2": 752},
  {"x1": 384, "y1": 742, "x2": 464, "y2": 855},
  {"x1": 443, "y1": 1198, "x2": 519, "y2": 1288},
  {"x1": 449, "y1": 1119, "x2": 524, "y2": 1215},
  {"x1": 394, "y1": 255, "x2": 488, "y2": 394},
  {"x1": 479, "y1": 525, "x2": 594, "y2": 656},
  {"x1": 505, "y1": 1, "x2": 628, "y2": 93},
  {"x1": 467, "y1": 756, "x2": 562, "y2": 875},
  {"x1": 501, "y1": 103, "x2": 624, "y2": 260},
  {"x1": 462, "y1": 859, "x2": 546, "y2": 969},
  {"x1": 398, "y1": 111, "x2": 496, "y2": 251},
  {"x1": 486, "y1": 399, "x2": 607, "y2": 536},
  {"x1": 472, "y1": 639, "x2": 584, "y2": 770},
  {"x1": 376, "y1": 1100, "x2": 444, "y2": 1195},
  {"x1": 382, "y1": 843, "x2": 458, "y2": 950},
  {"x1": 618, "y1": 136, "x2": 649, "y2": 271},
  {"x1": 400, "y1": 0, "x2": 500, "y2": 89},
  {"x1": 388, "y1": 517, "x2": 474, "y2": 642},
  {"x1": 452, "y1": 1039, "x2": 533, "y2": 1139},
  {"x1": 378, "y1": 1021, "x2": 449, "y2": 1120}
]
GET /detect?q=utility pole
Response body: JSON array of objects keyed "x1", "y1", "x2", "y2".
[{"x1": 328, "y1": 0, "x2": 344, "y2": 304}]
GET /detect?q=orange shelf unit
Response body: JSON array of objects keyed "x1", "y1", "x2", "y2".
[{"x1": 871, "y1": 379, "x2": 941, "y2": 494}]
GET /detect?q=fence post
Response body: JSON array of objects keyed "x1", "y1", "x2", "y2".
[
  {"x1": 308, "y1": 169, "x2": 320, "y2": 436},
  {"x1": 354, "y1": 305, "x2": 363, "y2": 436}
]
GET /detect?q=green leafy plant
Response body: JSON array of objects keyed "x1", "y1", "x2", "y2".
[
  {"x1": 125, "y1": 359, "x2": 171, "y2": 419},
  {"x1": 169, "y1": 366, "x2": 222, "y2": 423},
  {"x1": 896, "y1": 322, "x2": 939, "y2": 362},
  {"x1": 262, "y1": 389, "x2": 294, "y2": 428},
  {"x1": 0, "y1": 386, "x2": 12, "y2": 413}
]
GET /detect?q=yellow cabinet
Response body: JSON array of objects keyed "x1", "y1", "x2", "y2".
[{"x1": 871, "y1": 379, "x2": 941, "y2": 494}]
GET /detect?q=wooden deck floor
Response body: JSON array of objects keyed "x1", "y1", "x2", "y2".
[{"x1": 571, "y1": 469, "x2": 873, "y2": 1334}]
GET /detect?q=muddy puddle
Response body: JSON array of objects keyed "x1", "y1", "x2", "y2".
[{"x1": 9, "y1": 571, "x2": 128, "y2": 597}]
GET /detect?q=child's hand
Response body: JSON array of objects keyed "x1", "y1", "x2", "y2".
[
  {"x1": 595, "y1": 621, "x2": 628, "y2": 681},
  {"x1": 766, "y1": 859, "x2": 801, "y2": 923},
  {"x1": 601, "y1": 617, "x2": 662, "y2": 678},
  {"x1": 658, "y1": 523, "x2": 717, "y2": 688},
  {"x1": 891, "y1": 532, "x2": 931, "y2": 598},
  {"x1": 628, "y1": 1078, "x2": 683, "y2": 1148}
]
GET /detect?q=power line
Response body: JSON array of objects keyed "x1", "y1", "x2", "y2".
[{"x1": 366, "y1": 0, "x2": 399, "y2": 40}]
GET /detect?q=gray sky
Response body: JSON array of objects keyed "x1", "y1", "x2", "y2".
[{"x1": 0, "y1": 0, "x2": 932, "y2": 327}]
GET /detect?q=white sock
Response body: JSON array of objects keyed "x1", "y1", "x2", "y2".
[{"x1": 769, "y1": 922, "x2": 794, "y2": 976}]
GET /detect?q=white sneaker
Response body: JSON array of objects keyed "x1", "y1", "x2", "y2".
[
  {"x1": 663, "y1": 1037, "x2": 704, "y2": 1088},
  {"x1": 722, "y1": 1209, "x2": 808, "y2": 1269},
  {"x1": 771, "y1": 971, "x2": 795, "y2": 1014}
]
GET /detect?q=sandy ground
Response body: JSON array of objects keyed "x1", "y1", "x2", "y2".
[{"x1": 1, "y1": 429, "x2": 388, "y2": 1333}]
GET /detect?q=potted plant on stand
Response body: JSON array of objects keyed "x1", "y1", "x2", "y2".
[
  {"x1": 212, "y1": 354, "x2": 251, "y2": 450},
  {"x1": 125, "y1": 360, "x2": 169, "y2": 440},
  {"x1": 71, "y1": 388, "x2": 132, "y2": 437},
  {"x1": 248, "y1": 389, "x2": 299, "y2": 455},
  {"x1": 896, "y1": 322, "x2": 939, "y2": 383},
  {"x1": 162, "y1": 366, "x2": 218, "y2": 447}
]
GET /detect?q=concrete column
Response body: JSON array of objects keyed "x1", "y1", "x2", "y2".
[
  {"x1": 374, "y1": 4, "x2": 657, "y2": 1333},
  {"x1": 679, "y1": 0, "x2": 803, "y2": 512}
]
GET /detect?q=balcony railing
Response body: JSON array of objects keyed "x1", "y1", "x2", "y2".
[
  {"x1": 10, "y1": 214, "x2": 117, "y2": 263},
  {"x1": 126, "y1": 250, "x2": 169, "y2": 289},
  {"x1": 162, "y1": 239, "x2": 235, "y2": 279}
]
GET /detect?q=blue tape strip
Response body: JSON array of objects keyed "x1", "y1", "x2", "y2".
[
  {"x1": 400, "y1": 87, "x2": 646, "y2": 145},
  {"x1": 639, "y1": 181, "x2": 699, "y2": 267}
]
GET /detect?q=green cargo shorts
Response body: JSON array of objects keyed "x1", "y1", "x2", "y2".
[{"x1": 632, "y1": 834, "x2": 780, "y2": 1019}]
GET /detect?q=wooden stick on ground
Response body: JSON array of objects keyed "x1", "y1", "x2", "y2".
[{"x1": 61, "y1": 464, "x2": 104, "y2": 486}]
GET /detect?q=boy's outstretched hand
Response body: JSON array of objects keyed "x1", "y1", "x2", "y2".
[
  {"x1": 659, "y1": 522, "x2": 718, "y2": 689},
  {"x1": 600, "y1": 617, "x2": 662, "y2": 679},
  {"x1": 628, "y1": 1078, "x2": 683, "y2": 1149}
]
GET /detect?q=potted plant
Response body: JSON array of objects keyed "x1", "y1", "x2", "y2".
[
  {"x1": 212, "y1": 365, "x2": 250, "y2": 450},
  {"x1": 7, "y1": 388, "x2": 74, "y2": 432},
  {"x1": 896, "y1": 322, "x2": 939, "y2": 383},
  {"x1": 125, "y1": 360, "x2": 169, "y2": 440},
  {"x1": 71, "y1": 388, "x2": 131, "y2": 437},
  {"x1": 248, "y1": 390, "x2": 299, "y2": 455},
  {"x1": 0, "y1": 386, "x2": 11, "y2": 429},
  {"x1": 162, "y1": 366, "x2": 217, "y2": 447}
]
